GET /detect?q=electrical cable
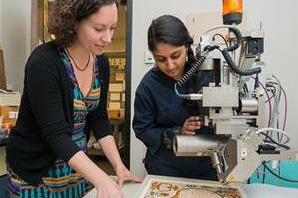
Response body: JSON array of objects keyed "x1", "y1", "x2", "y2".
[
  {"x1": 202, "y1": 26, "x2": 240, "y2": 51},
  {"x1": 220, "y1": 49, "x2": 262, "y2": 76},
  {"x1": 255, "y1": 128, "x2": 290, "y2": 145},
  {"x1": 265, "y1": 79, "x2": 276, "y2": 140},
  {"x1": 224, "y1": 27, "x2": 242, "y2": 52},
  {"x1": 201, "y1": 26, "x2": 262, "y2": 76},
  {"x1": 272, "y1": 76, "x2": 283, "y2": 143},
  {"x1": 212, "y1": 33, "x2": 229, "y2": 49},
  {"x1": 201, "y1": 25, "x2": 234, "y2": 37},
  {"x1": 258, "y1": 132, "x2": 290, "y2": 150},
  {"x1": 265, "y1": 86, "x2": 276, "y2": 103},
  {"x1": 281, "y1": 86, "x2": 287, "y2": 131},
  {"x1": 252, "y1": 76, "x2": 272, "y2": 127},
  {"x1": 176, "y1": 54, "x2": 208, "y2": 87},
  {"x1": 175, "y1": 46, "x2": 218, "y2": 100},
  {"x1": 260, "y1": 76, "x2": 285, "y2": 183},
  {"x1": 268, "y1": 76, "x2": 282, "y2": 142},
  {"x1": 238, "y1": 40, "x2": 247, "y2": 70},
  {"x1": 278, "y1": 162, "x2": 282, "y2": 185},
  {"x1": 220, "y1": 26, "x2": 262, "y2": 76},
  {"x1": 254, "y1": 74, "x2": 259, "y2": 89},
  {"x1": 262, "y1": 162, "x2": 298, "y2": 183},
  {"x1": 262, "y1": 164, "x2": 266, "y2": 184},
  {"x1": 242, "y1": 83, "x2": 249, "y2": 96}
]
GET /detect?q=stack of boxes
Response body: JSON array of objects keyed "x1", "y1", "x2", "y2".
[
  {"x1": 0, "y1": 91, "x2": 21, "y2": 129},
  {"x1": 0, "y1": 90, "x2": 20, "y2": 177},
  {"x1": 0, "y1": 47, "x2": 20, "y2": 130},
  {"x1": 107, "y1": 52, "x2": 126, "y2": 149},
  {"x1": 107, "y1": 52, "x2": 126, "y2": 119},
  {"x1": 0, "y1": 105, "x2": 19, "y2": 127},
  {"x1": 87, "y1": 52, "x2": 126, "y2": 153}
]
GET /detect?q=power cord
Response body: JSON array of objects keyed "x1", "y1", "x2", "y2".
[
  {"x1": 258, "y1": 132, "x2": 290, "y2": 150},
  {"x1": 262, "y1": 162, "x2": 298, "y2": 183}
]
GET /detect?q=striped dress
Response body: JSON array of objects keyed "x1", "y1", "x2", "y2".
[{"x1": 8, "y1": 50, "x2": 102, "y2": 198}]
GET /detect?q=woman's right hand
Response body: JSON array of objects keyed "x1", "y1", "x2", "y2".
[
  {"x1": 182, "y1": 116, "x2": 203, "y2": 135},
  {"x1": 96, "y1": 175, "x2": 124, "y2": 198}
]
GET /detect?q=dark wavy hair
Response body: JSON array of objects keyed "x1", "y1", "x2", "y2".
[
  {"x1": 147, "y1": 15, "x2": 196, "y2": 64},
  {"x1": 49, "y1": 0, "x2": 119, "y2": 47}
]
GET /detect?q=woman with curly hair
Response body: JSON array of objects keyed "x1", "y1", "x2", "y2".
[{"x1": 6, "y1": 0, "x2": 142, "y2": 197}]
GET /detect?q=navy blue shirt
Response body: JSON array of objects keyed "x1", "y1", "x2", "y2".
[{"x1": 133, "y1": 67, "x2": 217, "y2": 180}]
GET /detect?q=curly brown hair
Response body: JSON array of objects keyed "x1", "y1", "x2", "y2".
[{"x1": 49, "y1": 0, "x2": 119, "y2": 47}]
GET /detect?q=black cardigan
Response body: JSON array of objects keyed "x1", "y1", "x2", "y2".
[{"x1": 6, "y1": 42, "x2": 113, "y2": 185}]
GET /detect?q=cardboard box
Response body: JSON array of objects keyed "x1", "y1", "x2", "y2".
[
  {"x1": 0, "y1": 106, "x2": 19, "y2": 119},
  {"x1": 110, "y1": 93, "x2": 121, "y2": 101},
  {"x1": 3, "y1": 118, "x2": 17, "y2": 127},
  {"x1": 108, "y1": 109, "x2": 120, "y2": 118}
]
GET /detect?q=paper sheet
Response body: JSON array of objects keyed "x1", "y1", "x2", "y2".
[{"x1": 137, "y1": 175, "x2": 246, "y2": 198}]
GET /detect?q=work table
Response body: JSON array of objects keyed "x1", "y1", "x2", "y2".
[{"x1": 84, "y1": 175, "x2": 298, "y2": 198}]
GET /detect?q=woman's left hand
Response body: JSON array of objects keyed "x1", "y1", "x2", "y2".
[{"x1": 115, "y1": 165, "x2": 143, "y2": 187}]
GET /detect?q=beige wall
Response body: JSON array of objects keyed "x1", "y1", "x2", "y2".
[{"x1": 0, "y1": 0, "x2": 31, "y2": 92}]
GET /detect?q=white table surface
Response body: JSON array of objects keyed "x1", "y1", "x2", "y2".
[
  {"x1": 84, "y1": 179, "x2": 139, "y2": 198},
  {"x1": 242, "y1": 183, "x2": 298, "y2": 198},
  {"x1": 84, "y1": 175, "x2": 298, "y2": 198}
]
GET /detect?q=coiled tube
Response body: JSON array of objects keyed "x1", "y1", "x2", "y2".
[{"x1": 176, "y1": 55, "x2": 207, "y2": 87}]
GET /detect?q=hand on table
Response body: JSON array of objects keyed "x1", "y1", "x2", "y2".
[
  {"x1": 95, "y1": 175, "x2": 124, "y2": 198},
  {"x1": 115, "y1": 165, "x2": 143, "y2": 188}
]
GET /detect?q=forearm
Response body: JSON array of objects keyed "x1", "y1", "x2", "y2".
[
  {"x1": 68, "y1": 151, "x2": 109, "y2": 187},
  {"x1": 98, "y1": 135, "x2": 124, "y2": 170}
]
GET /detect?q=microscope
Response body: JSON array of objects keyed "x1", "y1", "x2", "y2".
[{"x1": 173, "y1": 0, "x2": 298, "y2": 184}]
